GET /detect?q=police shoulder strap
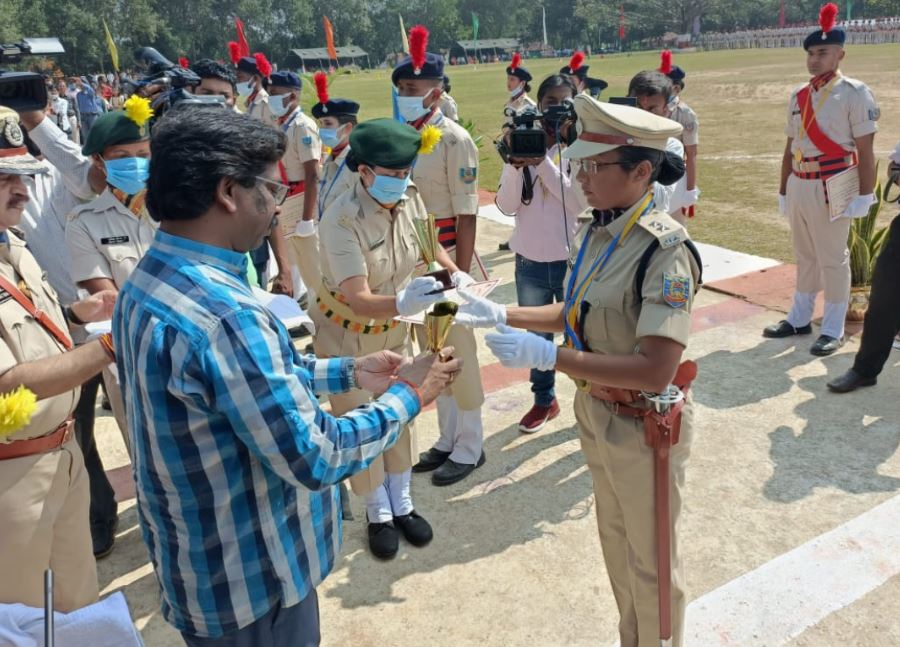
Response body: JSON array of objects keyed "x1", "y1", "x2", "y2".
[
  {"x1": 0, "y1": 275, "x2": 73, "y2": 351},
  {"x1": 634, "y1": 238, "x2": 703, "y2": 302}
]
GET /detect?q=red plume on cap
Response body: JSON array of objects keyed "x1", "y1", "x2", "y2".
[
  {"x1": 659, "y1": 50, "x2": 673, "y2": 75},
  {"x1": 314, "y1": 72, "x2": 329, "y2": 106},
  {"x1": 510, "y1": 52, "x2": 522, "y2": 71},
  {"x1": 178, "y1": 56, "x2": 190, "y2": 69},
  {"x1": 254, "y1": 52, "x2": 272, "y2": 79},
  {"x1": 228, "y1": 42, "x2": 241, "y2": 65},
  {"x1": 819, "y1": 2, "x2": 838, "y2": 34},
  {"x1": 568, "y1": 51, "x2": 585, "y2": 73},
  {"x1": 409, "y1": 25, "x2": 429, "y2": 74}
]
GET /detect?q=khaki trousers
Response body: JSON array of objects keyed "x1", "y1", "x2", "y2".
[
  {"x1": 311, "y1": 315, "x2": 415, "y2": 496},
  {"x1": 786, "y1": 174, "x2": 852, "y2": 303},
  {"x1": 574, "y1": 391, "x2": 693, "y2": 647},
  {"x1": 0, "y1": 439, "x2": 98, "y2": 612},
  {"x1": 288, "y1": 233, "x2": 322, "y2": 301}
]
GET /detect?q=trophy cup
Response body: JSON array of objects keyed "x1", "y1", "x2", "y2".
[
  {"x1": 413, "y1": 214, "x2": 453, "y2": 292},
  {"x1": 424, "y1": 301, "x2": 458, "y2": 356}
]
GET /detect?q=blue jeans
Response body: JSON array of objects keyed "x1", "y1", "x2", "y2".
[{"x1": 515, "y1": 254, "x2": 566, "y2": 407}]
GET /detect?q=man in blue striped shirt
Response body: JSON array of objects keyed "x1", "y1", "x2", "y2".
[{"x1": 112, "y1": 107, "x2": 460, "y2": 646}]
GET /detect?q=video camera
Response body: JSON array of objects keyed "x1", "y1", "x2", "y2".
[
  {"x1": 496, "y1": 100, "x2": 577, "y2": 163},
  {"x1": 129, "y1": 47, "x2": 224, "y2": 116},
  {"x1": 0, "y1": 38, "x2": 65, "y2": 112}
]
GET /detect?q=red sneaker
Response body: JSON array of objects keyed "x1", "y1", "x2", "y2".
[{"x1": 518, "y1": 399, "x2": 560, "y2": 434}]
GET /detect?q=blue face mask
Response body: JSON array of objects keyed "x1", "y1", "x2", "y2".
[
  {"x1": 319, "y1": 126, "x2": 344, "y2": 149},
  {"x1": 103, "y1": 157, "x2": 149, "y2": 195},
  {"x1": 236, "y1": 80, "x2": 254, "y2": 97},
  {"x1": 366, "y1": 172, "x2": 410, "y2": 205},
  {"x1": 396, "y1": 95, "x2": 430, "y2": 122},
  {"x1": 269, "y1": 94, "x2": 293, "y2": 117}
]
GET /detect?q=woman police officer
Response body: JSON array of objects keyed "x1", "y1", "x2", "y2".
[
  {"x1": 313, "y1": 118, "x2": 462, "y2": 559},
  {"x1": 456, "y1": 95, "x2": 701, "y2": 647}
]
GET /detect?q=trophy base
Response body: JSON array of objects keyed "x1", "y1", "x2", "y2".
[{"x1": 425, "y1": 268, "x2": 453, "y2": 294}]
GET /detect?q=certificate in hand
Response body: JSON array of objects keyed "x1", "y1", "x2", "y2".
[
  {"x1": 278, "y1": 193, "x2": 305, "y2": 235},
  {"x1": 395, "y1": 279, "x2": 501, "y2": 325},
  {"x1": 826, "y1": 166, "x2": 860, "y2": 222}
]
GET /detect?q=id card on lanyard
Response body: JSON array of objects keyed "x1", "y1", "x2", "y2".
[{"x1": 318, "y1": 159, "x2": 348, "y2": 220}]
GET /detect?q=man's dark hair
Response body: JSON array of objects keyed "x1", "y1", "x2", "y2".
[
  {"x1": 537, "y1": 74, "x2": 576, "y2": 105},
  {"x1": 191, "y1": 58, "x2": 237, "y2": 88},
  {"x1": 627, "y1": 71, "x2": 673, "y2": 102},
  {"x1": 147, "y1": 106, "x2": 286, "y2": 222}
]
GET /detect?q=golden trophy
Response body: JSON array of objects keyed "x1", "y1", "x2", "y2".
[
  {"x1": 424, "y1": 301, "x2": 458, "y2": 356},
  {"x1": 413, "y1": 214, "x2": 452, "y2": 290}
]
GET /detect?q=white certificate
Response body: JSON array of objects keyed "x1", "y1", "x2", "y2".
[
  {"x1": 278, "y1": 193, "x2": 305, "y2": 235},
  {"x1": 826, "y1": 166, "x2": 860, "y2": 222},
  {"x1": 395, "y1": 279, "x2": 502, "y2": 325}
]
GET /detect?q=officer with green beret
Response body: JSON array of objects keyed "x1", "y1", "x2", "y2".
[{"x1": 312, "y1": 118, "x2": 461, "y2": 559}]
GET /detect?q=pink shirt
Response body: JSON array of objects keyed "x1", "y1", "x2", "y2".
[{"x1": 495, "y1": 145, "x2": 586, "y2": 263}]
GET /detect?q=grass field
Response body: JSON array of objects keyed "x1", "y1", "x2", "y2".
[{"x1": 317, "y1": 45, "x2": 900, "y2": 261}]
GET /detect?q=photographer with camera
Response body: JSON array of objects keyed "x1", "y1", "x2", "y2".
[{"x1": 495, "y1": 74, "x2": 584, "y2": 433}]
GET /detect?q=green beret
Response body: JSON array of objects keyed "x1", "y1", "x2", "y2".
[
  {"x1": 349, "y1": 118, "x2": 421, "y2": 169},
  {"x1": 82, "y1": 111, "x2": 150, "y2": 156}
]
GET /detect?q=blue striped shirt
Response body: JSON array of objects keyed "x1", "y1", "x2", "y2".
[{"x1": 113, "y1": 230, "x2": 420, "y2": 638}]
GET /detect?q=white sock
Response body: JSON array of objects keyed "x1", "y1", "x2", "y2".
[
  {"x1": 786, "y1": 291, "x2": 815, "y2": 328},
  {"x1": 821, "y1": 301, "x2": 847, "y2": 339},
  {"x1": 385, "y1": 470, "x2": 413, "y2": 517},
  {"x1": 365, "y1": 483, "x2": 393, "y2": 524}
]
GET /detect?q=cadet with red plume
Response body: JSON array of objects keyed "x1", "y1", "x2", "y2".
[
  {"x1": 234, "y1": 52, "x2": 275, "y2": 127},
  {"x1": 505, "y1": 52, "x2": 536, "y2": 115},
  {"x1": 764, "y1": 2, "x2": 880, "y2": 356},
  {"x1": 659, "y1": 50, "x2": 700, "y2": 220},
  {"x1": 560, "y1": 51, "x2": 608, "y2": 98}
]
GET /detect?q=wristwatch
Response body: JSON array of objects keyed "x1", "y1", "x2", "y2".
[{"x1": 64, "y1": 305, "x2": 86, "y2": 326}]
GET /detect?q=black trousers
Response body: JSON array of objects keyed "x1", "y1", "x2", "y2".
[
  {"x1": 853, "y1": 214, "x2": 900, "y2": 378},
  {"x1": 73, "y1": 374, "x2": 118, "y2": 527}
]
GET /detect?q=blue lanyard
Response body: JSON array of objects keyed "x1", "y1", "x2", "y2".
[
  {"x1": 280, "y1": 111, "x2": 299, "y2": 132},
  {"x1": 317, "y1": 158, "x2": 348, "y2": 220}
]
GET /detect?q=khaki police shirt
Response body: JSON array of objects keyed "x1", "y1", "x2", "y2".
[
  {"x1": 785, "y1": 75, "x2": 880, "y2": 157},
  {"x1": 505, "y1": 93, "x2": 537, "y2": 116},
  {"x1": 411, "y1": 113, "x2": 480, "y2": 220},
  {"x1": 319, "y1": 180, "x2": 425, "y2": 297},
  {"x1": 66, "y1": 189, "x2": 158, "y2": 290},
  {"x1": 440, "y1": 94, "x2": 459, "y2": 122},
  {"x1": 280, "y1": 109, "x2": 322, "y2": 184},
  {"x1": 0, "y1": 231, "x2": 77, "y2": 442},
  {"x1": 567, "y1": 202, "x2": 700, "y2": 357},
  {"x1": 669, "y1": 99, "x2": 699, "y2": 147},
  {"x1": 246, "y1": 88, "x2": 276, "y2": 127},
  {"x1": 318, "y1": 146, "x2": 356, "y2": 219}
]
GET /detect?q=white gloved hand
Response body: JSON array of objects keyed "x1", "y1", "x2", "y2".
[
  {"x1": 485, "y1": 324, "x2": 557, "y2": 371},
  {"x1": 889, "y1": 141, "x2": 900, "y2": 165},
  {"x1": 684, "y1": 187, "x2": 701, "y2": 207},
  {"x1": 451, "y1": 270, "x2": 476, "y2": 289},
  {"x1": 843, "y1": 193, "x2": 876, "y2": 219},
  {"x1": 293, "y1": 219, "x2": 317, "y2": 238},
  {"x1": 778, "y1": 194, "x2": 788, "y2": 216},
  {"x1": 454, "y1": 288, "x2": 507, "y2": 328},
  {"x1": 395, "y1": 277, "x2": 443, "y2": 316}
]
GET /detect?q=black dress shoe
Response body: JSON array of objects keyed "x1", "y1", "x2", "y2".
[
  {"x1": 92, "y1": 517, "x2": 119, "y2": 559},
  {"x1": 811, "y1": 335, "x2": 844, "y2": 356},
  {"x1": 412, "y1": 447, "x2": 451, "y2": 473},
  {"x1": 393, "y1": 510, "x2": 433, "y2": 547},
  {"x1": 498, "y1": 241, "x2": 510, "y2": 251},
  {"x1": 827, "y1": 369, "x2": 876, "y2": 393},
  {"x1": 432, "y1": 452, "x2": 486, "y2": 487},
  {"x1": 367, "y1": 520, "x2": 400, "y2": 559},
  {"x1": 763, "y1": 320, "x2": 813, "y2": 338}
]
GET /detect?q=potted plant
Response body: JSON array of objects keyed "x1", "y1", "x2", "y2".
[{"x1": 847, "y1": 176, "x2": 890, "y2": 320}]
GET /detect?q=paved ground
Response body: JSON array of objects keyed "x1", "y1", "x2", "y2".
[{"x1": 89, "y1": 214, "x2": 900, "y2": 646}]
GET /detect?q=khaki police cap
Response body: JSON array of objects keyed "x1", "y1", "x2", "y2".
[
  {"x1": 563, "y1": 94, "x2": 683, "y2": 160},
  {"x1": 0, "y1": 106, "x2": 47, "y2": 176}
]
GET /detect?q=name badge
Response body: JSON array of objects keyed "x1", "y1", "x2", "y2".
[
  {"x1": 0, "y1": 290, "x2": 11, "y2": 305},
  {"x1": 101, "y1": 236, "x2": 130, "y2": 245}
]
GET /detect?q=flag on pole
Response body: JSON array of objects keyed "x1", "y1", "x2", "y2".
[
  {"x1": 323, "y1": 16, "x2": 338, "y2": 61},
  {"x1": 103, "y1": 20, "x2": 119, "y2": 72},
  {"x1": 779, "y1": 0, "x2": 786, "y2": 27},
  {"x1": 235, "y1": 17, "x2": 250, "y2": 57},
  {"x1": 847, "y1": 0, "x2": 853, "y2": 20},
  {"x1": 399, "y1": 15, "x2": 409, "y2": 53},
  {"x1": 542, "y1": 6, "x2": 548, "y2": 45},
  {"x1": 619, "y1": 5, "x2": 626, "y2": 41},
  {"x1": 472, "y1": 12, "x2": 479, "y2": 42}
]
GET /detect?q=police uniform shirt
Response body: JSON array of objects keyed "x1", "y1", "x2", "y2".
[
  {"x1": 246, "y1": 88, "x2": 276, "y2": 127},
  {"x1": 319, "y1": 180, "x2": 425, "y2": 296},
  {"x1": 411, "y1": 113, "x2": 480, "y2": 220},
  {"x1": 669, "y1": 99, "x2": 699, "y2": 147},
  {"x1": 318, "y1": 146, "x2": 356, "y2": 217},
  {"x1": 506, "y1": 93, "x2": 537, "y2": 115},
  {"x1": 0, "y1": 232, "x2": 77, "y2": 442},
  {"x1": 568, "y1": 204, "x2": 700, "y2": 355},
  {"x1": 439, "y1": 94, "x2": 459, "y2": 121},
  {"x1": 66, "y1": 189, "x2": 158, "y2": 289},
  {"x1": 785, "y1": 75, "x2": 880, "y2": 157},
  {"x1": 280, "y1": 109, "x2": 322, "y2": 184}
]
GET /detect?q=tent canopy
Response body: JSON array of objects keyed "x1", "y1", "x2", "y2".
[
  {"x1": 456, "y1": 38, "x2": 520, "y2": 50},
  {"x1": 290, "y1": 46, "x2": 368, "y2": 60}
]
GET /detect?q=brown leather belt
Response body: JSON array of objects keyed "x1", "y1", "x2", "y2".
[
  {"x1": 587, "y1": 383, "x2": 649, "y2": 417},
  {"x1": 0, "y1": 418, "x2": 74, "y2": 461}
]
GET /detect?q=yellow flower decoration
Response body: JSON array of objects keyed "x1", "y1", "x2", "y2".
[
  {"x1": 124, "y1": 95, "x2": 154, "y2": 128},
  {"x1": 0, "y1": 386, "x2": 38, "y2": 440},
  {"x1": 418, "y1": 125, "x2": 442, "y2": 155}
]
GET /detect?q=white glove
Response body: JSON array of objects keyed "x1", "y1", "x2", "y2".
[
  {"x1": 396, "y1": 277, "x2": 443, "y2": 316},
  {"x1": 889, "y1": 141, "x2": 900, "y2": 165},
  {"x1": 293, "y1": 219, "x2": 316, "y2": 238},
  {"x1": 778, "y1": 194, "x2": 788, "y2": 216},
  {"x1": 454, "y1": 288, "x2": 507, "y2": 328},
  {"x1": 684, "y1": 188, "x2": 701, "y2": 207},
  {"x1": 843, "y1": 193, "x2": 876, "y2": 219},
  {"x1": 451, "y1": 270, "x2": 476, "y2": 289},
  {"x1": 485, "y1": 324, "x2": 557, "y2": 371}
]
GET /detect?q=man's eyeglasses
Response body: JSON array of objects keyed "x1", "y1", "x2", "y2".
[
  {"x1": 254, "y1": 176, "x2": 289, "y2": 205},
  {"x1": 571, "y1": 159, "x2": 626, "y2": 175}
]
